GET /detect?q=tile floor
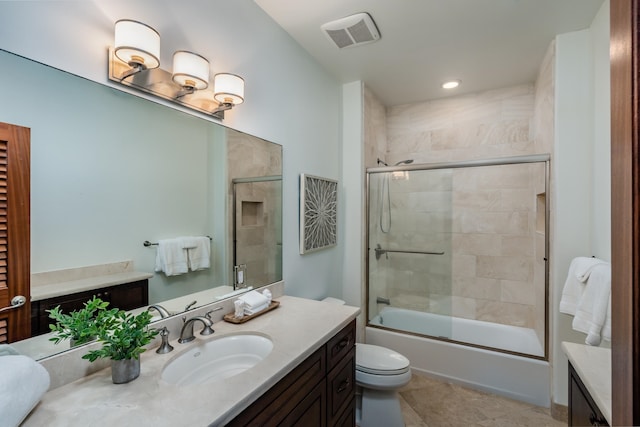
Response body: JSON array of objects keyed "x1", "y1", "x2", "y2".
[{"x1": 399, "y1": 372, "x2": 567, "y2": 427}]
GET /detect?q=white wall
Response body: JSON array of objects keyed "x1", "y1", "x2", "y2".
[
  {"x1": 0, "y1": 1, "x2": 343, "y2": 299},
  {"x1": 340, "y1": 81, "x2": 365, "y2": 336},
  {"x1": 551, "y1": 0, "x2": 610, "y2": 406}
]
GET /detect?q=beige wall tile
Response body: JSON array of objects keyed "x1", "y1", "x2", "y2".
[{"x1": 476, "y1": 255, "x2": 533, "y2": 281}]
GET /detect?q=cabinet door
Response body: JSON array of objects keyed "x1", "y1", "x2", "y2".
[
  {"x1": 0, "y1": 122, "x2": 30, "y2": 343},
  {"x1": 108, "y1": 280, "x2": 149, "y2": 311},
  {"x1": 279, "y1": 379, "x2": 326, "y2": 427},
  {"x1": 569, "y1": 363, "x2": 609, "y2": 426}
]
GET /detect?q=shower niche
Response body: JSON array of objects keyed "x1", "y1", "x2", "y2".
[{"x1": 366, "y1": 155, "x2": 549, "y2": 359}]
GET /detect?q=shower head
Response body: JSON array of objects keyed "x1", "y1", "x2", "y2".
[
  {"x1": 394, "y1": 159, "x2": 414, "y2": 166},
  {"x1": 377, "y1": 158, "x2": 389, "y2": 166}
]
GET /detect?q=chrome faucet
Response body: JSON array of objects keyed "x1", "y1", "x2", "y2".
[
  {"x1": 147, "y1": 304, "x2": 171, "y2": 319},
  {"x1": 178, "y1": 316, "x2": 215, "y2": 343}
]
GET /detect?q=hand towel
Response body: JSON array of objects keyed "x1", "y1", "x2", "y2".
[
  {"x1": 559, "y1": 257, "x2": 606, "y2": 315},
  {"x1": 560, "y1": 258, "x2": 588, "y2": 315},
  {"x1": 182, "y1": 236, "x2": 211, "y2": 271},
  {"x1": 0, "y1": 355, "x2": 50, "y2": 427},
  {"x1": 574, "y1": 256, "x2": 608, "y2": 282},
  {"x1": 244, "y1": 302, "x2": 269, "y2": 316},
  {"x1": 155, "y1": 238, "x2": 188, "y2": 276},
  {"x1": 572, "y1": 263, "x2": 611, "y2": 346},
  {"x1": 238, "y1": 290, "x2": 269, "y2": 310}
]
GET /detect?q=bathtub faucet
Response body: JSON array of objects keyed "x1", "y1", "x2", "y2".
[{"x1": 376, "y1": 296, "x2": 391, "y2": 305}]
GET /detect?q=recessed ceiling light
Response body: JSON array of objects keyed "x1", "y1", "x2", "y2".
[{"x1": 442, "y1": 80, "x2": 461, "y2": 89}]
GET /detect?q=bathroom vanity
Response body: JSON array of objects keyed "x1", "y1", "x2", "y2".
[
  {"x1": 22, "y1": 295, "x2": 359, "y2": 426},
  {"x1": 562, "y1": 342, "x2": 611, "y2": 426}
]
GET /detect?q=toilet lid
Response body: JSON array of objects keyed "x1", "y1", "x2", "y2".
[{"x1": 356, "y1": 343, "x2": 410, "y2": 375}]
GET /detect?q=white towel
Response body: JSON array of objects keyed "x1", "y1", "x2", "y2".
[
  {"x1": 574, "y1": 256, "x2": 608, "y2": 282},
  {"x1": 238, "y1": 290, "x2": 269, "y2": 310},
  {"x1": 572, "y1": 263, "x2": 611, "y2": 346},
  {"x1": 0, "y1": 355, "x2": 50, "y2": 427},
  {"x1": 244, "y1": 302, "x2": 269, "y2": 316},
  {"x1": 155, "y1": 238, "x2": 188, "y2": 276},
  {"x1": 560, "y1": 257, "x2": 606, "y2": 315},
  {"x1": 182, "y1": 236, "x2": 211, "y2": 271}
]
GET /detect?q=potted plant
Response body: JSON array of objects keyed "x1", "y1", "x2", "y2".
[
  {"x1": 82, "y1": 309, "x2": 158, "y2": 384},
  {"x1": 47, "y1": 296, "x2": 109, "y2": 347}
]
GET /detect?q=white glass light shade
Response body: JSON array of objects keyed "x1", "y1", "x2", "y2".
[
  {"x1": 214, "y1": 73, "x2": 245, "y2": 105},
  {"x1": 114, "y1": 20, "x2": 160, "y2": 69},
  {"x1": 172, "y1": 51, "x2": 210, "y2": 90}
]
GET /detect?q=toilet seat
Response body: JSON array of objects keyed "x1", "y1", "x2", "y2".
[{"x1": 356, "y1": 343, "x2": 410, "y2": 376}]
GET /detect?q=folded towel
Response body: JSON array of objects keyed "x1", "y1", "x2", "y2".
[
  {"x1": 238, "y1": 290, "x2": 269, "y2": 310},
  {"x1": 155, "y1": 238, "x2": 188, "y2": 276},
  {"x1": 574, "y1": 256, "x2": 608, "y2": 282},
  {"x1": 572, "y1": 263, "x2": 611, "y2": 346},
  {"x1": 244, "y1": 302, "x2": 269, "y2": 316},
  {"x1": 0, "y1": 355, "x2": 50, "y2": 427},
  {"x1": 182, "y1": 236, "x2": 211, "y2": 271},
  {"x1": 0, "y1": 344, "x2": 20, "y2": 356}
]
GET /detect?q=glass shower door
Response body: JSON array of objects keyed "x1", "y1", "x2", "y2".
[{"x1": 367, "y1": 168, "x2": 454, "y2": 339}]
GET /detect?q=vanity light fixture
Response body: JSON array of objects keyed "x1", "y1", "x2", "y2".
[
  {"x1": 172, "y1": 51, "x2": 210, "y2": 97},
  {"x1": 442, "y1": 79, "x2": 461, "y2": 89},
  {"x1": 108, "y1": 19, "x2": 245, "y2": 120},
  {"x1": 114, "y1": 19, "x2": 160, "y2": 81}
]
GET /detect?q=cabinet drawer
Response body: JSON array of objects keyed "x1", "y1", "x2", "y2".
[
  {"x1": 327, "y1": 320, "x2": 355, "y2": 370},
  {"x1": 327, "y1": 346, "x2": 355, "y2": 423}
]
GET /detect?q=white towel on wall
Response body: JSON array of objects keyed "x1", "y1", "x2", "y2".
[
  {"x1": 572, "y1": 263, "x2": 611, "y2": 346},
  {"x1": 574, "y1": 256, "x2": 608, "y2": 282},
  {"x1": 182, "y1": 236, "x2": 211, "y2": 271},
  {"x1": 560, "y1": 257, "x2": 607, "y2": 315},
  {"x1": 0, "y1": 355, "x2": 50, "y2": 427},
  {"x1": 155, "y1": 238, "x2": 188, "y2": 276}
]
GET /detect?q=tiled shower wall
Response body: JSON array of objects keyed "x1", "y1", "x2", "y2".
[
  {"x1": 366, "y1": 70, "x2": 552, "y2": 339},
  {"x1": 227, "y1": 131, "x2": 282, "y2": 288}
]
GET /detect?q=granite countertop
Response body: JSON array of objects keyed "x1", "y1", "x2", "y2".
[
  {"x1": 22, "y1": 295, "x2": 360, "y2": 427},
  {"x1": 561, "y1": 341, "x2": 611, "y2": 425}
]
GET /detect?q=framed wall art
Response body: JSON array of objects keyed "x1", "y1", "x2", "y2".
[{"x1": 299, "y1": 174, "x2": 338, "y2": 254}]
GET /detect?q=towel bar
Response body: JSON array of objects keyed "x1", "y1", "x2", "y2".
[{"x1": 144, "y1": 236, "x2": 212, "y2": 247}]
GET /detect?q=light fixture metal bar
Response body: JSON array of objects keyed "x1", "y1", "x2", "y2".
[{"x1": 108, "y1": 48, "x2": 227, "y2": 120}]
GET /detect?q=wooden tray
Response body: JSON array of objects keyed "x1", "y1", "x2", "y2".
[{"x1": 223, "y1": 300, "x2": 280, "y2": 324}]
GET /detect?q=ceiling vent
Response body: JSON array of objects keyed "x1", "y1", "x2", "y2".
[{"x1": 321, "y1": 12, "x2": 380, "y2": 49}]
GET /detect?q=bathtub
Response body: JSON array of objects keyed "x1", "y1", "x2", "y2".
[{"x1": 367, "y1": 307, "x2": 550, "y2": 407}]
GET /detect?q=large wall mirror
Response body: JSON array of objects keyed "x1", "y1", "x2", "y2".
[{"x1": 0, "y1": 49, "x2": 282, "y2": 359}]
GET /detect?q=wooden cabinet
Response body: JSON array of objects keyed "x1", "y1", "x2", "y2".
[
  {"x1": 569, "y1": 363, "x2": 609, "y2": 426},
  {"x1": 228, "y1": 320, "x2": 356, "y2": 426},
  {"x1": 30, "y1": 279, "x2": 149, "y2": 336}
]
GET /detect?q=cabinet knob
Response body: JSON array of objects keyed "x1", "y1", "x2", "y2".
[
  {"x1": 337, "y1": 379, "x2": 350, "y2": 393},
  {"x1": 589, "y1": 412, "x2": 607, "y2": 426}
]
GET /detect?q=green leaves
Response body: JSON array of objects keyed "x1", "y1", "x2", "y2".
[
  {"x1": 82, "y1": 309, "x2": 158, "y2": 362},
  {"x1": 47, "y1": 296, "x2": 110, "y2": 345},
  {"x1": 48, "y1": 296, "x2": 159, "y2": 362}
]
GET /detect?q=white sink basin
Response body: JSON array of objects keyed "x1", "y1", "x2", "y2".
[{"x1": 161, "y1": 333, "x2": 273, "y2": 386}]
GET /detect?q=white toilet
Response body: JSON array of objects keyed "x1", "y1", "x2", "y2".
[
  {"x1": 321, "y1": 297, "x2": 411, "y2": 427},
  {"x1": 356, "y1": 343, "x2": 411, "y2": 427}
]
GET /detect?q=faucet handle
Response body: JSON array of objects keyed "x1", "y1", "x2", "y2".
[
  {"x1": 155, "y1": 327, "x2": 174, "y2": 354},
  {"x1": 205, "y1": 306, "x2": 223, "y2": 320}
]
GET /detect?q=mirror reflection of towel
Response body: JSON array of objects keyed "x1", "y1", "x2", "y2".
[
  {"x1": 182, "y1": 236, "x2": 211, "y2": 271},
  {"x1": 155, "y1": 238, "x2": 188, "y2": 276}
]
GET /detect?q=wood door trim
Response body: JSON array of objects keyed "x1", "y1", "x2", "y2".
[{"x1": 610, "y1": 0, "x2": 640, "y2": 424}]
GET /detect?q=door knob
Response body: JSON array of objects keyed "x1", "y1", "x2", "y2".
[{"x1": 0, "y1": 295, "x2": 27, "y2": 313}]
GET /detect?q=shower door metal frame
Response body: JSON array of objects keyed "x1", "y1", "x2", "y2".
[
  {"x1": 231, "y1": 175, "x2": 282, "y2": 290},
  {"x1": 365, "y1": 154, "x2": 551, "y2": 361}
]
